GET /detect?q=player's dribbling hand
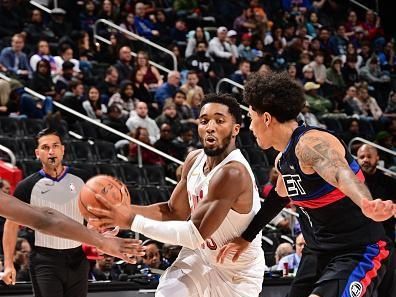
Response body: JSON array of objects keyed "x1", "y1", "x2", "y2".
[
  {"x1": 1, "y1": 266, "x2": 16, "y2": 285},
  {"x1": 361, "y1": 198, "x2": 395, "y2": 222},
  {"x1": 87, "y1": 187, "x2": 135, "y2": 229},
  {"x1": 216, "y1": 237, "x2": 250, "y2": 264}
]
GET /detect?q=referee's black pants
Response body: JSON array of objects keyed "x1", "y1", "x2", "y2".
[{"x1": 29, "y1": 246, "x2": 89, "y2": 297}]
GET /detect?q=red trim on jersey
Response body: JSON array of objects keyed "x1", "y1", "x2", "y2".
[
  {"x1": 292, "y1": 169, "x2": 365, "y2": 209},
  {"x1": 360, "y1": 240, "x2": 389, "y2": 295}
]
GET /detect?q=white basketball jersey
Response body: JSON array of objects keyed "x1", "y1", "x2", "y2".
[{"x1": 186, "y1": 148, "x2": 264, "y2": 271}]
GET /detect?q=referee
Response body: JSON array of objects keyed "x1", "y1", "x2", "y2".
[{"x1": 2, "y1": 128, "x2": 90, "y2": 297}]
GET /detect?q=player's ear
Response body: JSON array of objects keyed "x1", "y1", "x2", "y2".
[
  {"x1": 35, "y1": 149, "x2": 40, "y2": 160},
  {"x1": 263, "y1": 112, "x2": 272, "y2": 127},
  {"x1": 232, "y1": 123, "x2": 241, "y2": 137}
]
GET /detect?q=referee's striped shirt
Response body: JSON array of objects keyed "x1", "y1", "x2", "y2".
[{"x1": 13, "y1": 167, "x2": 89, "y2": 250}]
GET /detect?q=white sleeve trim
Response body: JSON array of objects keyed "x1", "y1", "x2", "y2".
[{"x1": 131, "y1": 215, "x2": 205, "y2": 250}]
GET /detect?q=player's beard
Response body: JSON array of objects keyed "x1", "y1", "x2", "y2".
[{"x1": 203, "y1": 132, "x2": 233, "y2": 157}]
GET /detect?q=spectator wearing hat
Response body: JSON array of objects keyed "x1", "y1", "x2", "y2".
[
  {"x1": 208, "y1": 26, "x2": 237, "y2": 76},
  {"x1": 82, "y1": 244, "x2": 104, "y2": 281},
  {"x1": 48, "y1": 8, "x2": 72, "y2": 41},
  {"x1": 55, "y1": 60, "x2": 75, "y2": 96},
  {"x1": 226, "y1": 30, "x2": 239, "y2": 61},
  {"x1": 0, "y1": 33, "x2": 30, "y2": 82},
  {"x1": 238, "y1": 33, "x2": 257, "y2": 62},
  {"x1": 304, "y1": 82, "x2": 333, "y2": 114},
  {"x1": 155, "y1": 101, "x2": 182, "y2": 137}
]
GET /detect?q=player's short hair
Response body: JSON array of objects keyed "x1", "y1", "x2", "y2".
[
  {"x1": 200, "y1": 93, "x2": 242, "y2": 125},
  {"x1": 244, "y1": 71, "x2": 305, "y2": 123},
  {"x1": 35, "y1": 128, "x2": 63, "y2": 146}
]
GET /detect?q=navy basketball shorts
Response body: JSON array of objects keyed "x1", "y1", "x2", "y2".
[{"x1": 287, "y1": 240, "x2": 393, "y2": 297}]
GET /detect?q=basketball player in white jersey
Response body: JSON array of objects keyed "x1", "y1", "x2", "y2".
[{"x1": 89, "y1": 94, "x2": 265, "y2": 297}]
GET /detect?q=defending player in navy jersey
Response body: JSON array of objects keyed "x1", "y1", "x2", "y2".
[{"x1": 217, "y1": 72, "x2": 395, "y2": 297}]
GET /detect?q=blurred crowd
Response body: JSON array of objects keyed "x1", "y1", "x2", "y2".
[{"x1": 0, "y1": 0, "x2": 395, "y2": 282}]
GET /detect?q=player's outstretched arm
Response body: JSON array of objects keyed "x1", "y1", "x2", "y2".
[
  {"x1": 295, "y1": 131, "x2": 395, "y2": 221},
  {"x1": 0, "y1": 191, "x2": 144, "y2": 262}
]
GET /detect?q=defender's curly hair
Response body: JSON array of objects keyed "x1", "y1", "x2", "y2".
[
  {"x1": 244, "y1": 71, "x2": 305, "y2": 123},
  {"x1": 200, "y1": 93, "x2": 242, "y2": 125}
]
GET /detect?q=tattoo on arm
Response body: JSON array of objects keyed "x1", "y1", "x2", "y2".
[{"x1": 295, "y1": 135, "x2": 372, "y2": 203}]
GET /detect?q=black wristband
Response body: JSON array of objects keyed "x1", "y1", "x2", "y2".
[{"x1": 241, "y1": 187, "x2": 290, "y2": 242}]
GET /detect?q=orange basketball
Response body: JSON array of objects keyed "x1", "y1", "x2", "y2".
[{"x1": 78, "y1": 175, "x2": 130, "y2": 220}]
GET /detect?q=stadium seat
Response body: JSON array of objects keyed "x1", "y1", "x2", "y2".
[
  {"x1": 143, "y1": 165, "x2": 166, "y2": 185},
  {"x1": 70, "y1": 162, "x2": 98, "y2": 178},
  {"x1": 0, "y1": 117, "x2": 23, "y2": 137},
  {"x1": 18, "y1": 160, "x2": 42, "y2": 177},
  {"x1": 96, "y1": 163, "x2": 123, "y2": 179},
  {"x1": 69, "y1": 141, "x2": 95, "y2": 162},
  {"x1": 19, "y1": 137, "x2": 37, "y2": 160},
  {"x1": 0, "y1": 137, "x2": 23, "y2": 162},
  {"x1": 120, "y1": 163, "x2": 146, "y2": 186},
  {"x1": 22, "y1": 118, "x2": 45, "y2": 136},
  {"x1": 238, "y1": 129, "x2": 255, "y2": 147},
  {"x1": 252, "y1": 166, "x2": 271, "y2": 187},
  {"x1": 127, "y1": 185, "x2": 148, "y2": 205},
  {"x1": 94, "y1": 140, "x2": 117, "y2": 162},
  {"x1": 245, "y1": 147, "x2": 269, "y2": 166},
  {"x1": 143, "y1": 185, "x2": 171, "y2": 204}
]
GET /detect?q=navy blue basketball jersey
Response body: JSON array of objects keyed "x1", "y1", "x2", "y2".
[{"x1": 278, "y1": 122, "x2": 386, "y2": 252}]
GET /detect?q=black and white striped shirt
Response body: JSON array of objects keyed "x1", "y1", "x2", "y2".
[{"x1": 13, "y1": 167, "x2": 89, "y2": 250}]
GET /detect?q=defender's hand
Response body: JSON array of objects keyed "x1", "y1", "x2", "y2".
[
  {"x1": 361, "y1": 198, "x2": 395, "y2": 222},
  {"x1": 2, "y1": 266, "x2": 16, "y2": 285}
]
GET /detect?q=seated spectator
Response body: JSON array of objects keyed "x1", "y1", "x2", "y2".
[
  {"x1": 301, "y1": 102, "x2": 326, "y2": 129},
  {"x1": 108, "y1": 80, "x2": 137, "y2": 119},
  {"x1": 385, "y1": 90, "x2": 396, "y2": 114},
  {"x1": 92, "y1": 254, "x2": 121, "y2": 281},
  {"x1": 14, "y1": 238, "x2": 31, "y2": 282},
  {"x1": 155, "y1": 102, "x2": 182, "y2": 137},
  {"x1": 113, "y1": 46, "x2": 134, "y2": 83},
  {"x1": 304, "y1": 82, "x2": 333, "y2": 114},
  {"x1": 325, "y1": 56, "x2": 346, "y2": 108},
  {"x1": 154, "y1": 123, "x2": 179, "y2": 159},
  {"x1": 342, "y1": 85, "x2": 362, "y2": 116},
  {"x1": 342, "y1": 54, "x2": 360, "y2": 87},
  {"x1": 101, "y1": 104, "x2": 130, "y2": 143},
  {"x1": 54, "y1": 61, "x2": 75, "y2": 96},
  {"x1": 230, "y1": 60, "x2": 251, "y2": 93},
  {"x1": 172, "y1": 126, "x2": 197, "y2": 160},
  {"x1": 267, "y1": 242, "x2": 294, "y2": 271},
  {"x1": 186, "y1": 89, "x2": 203, "y2": 119},
  {"x1": 169, "y1": 90, "x2": 195, "y2": 125},
  {"x1": 277, "y1": 233, "x2": 305, "y2": 274},
  {"x1": 0, "y1": 33, "x2": 30, "y2": 82},
  {"x1": 208, "y1": 27, "x2": 237, "y2": 77},
  {"x1": 126, "y1": 102, "x2": 159, "y2": 144},
  {"x1": 97, "y1": 66, "x2": 119, "y2": 104},
  {"x1": 308, "y1": 51, "x2": 327, "y2": 85},
  {"x1": 185, "y1": 41, "x2": 216, "y2": 92},
  {"x1": 360, "y1": 56, "x2": 390, "y2": 85},
  {"x1": 301, "y1": 65, "x2": 316, "y2": 84},
  {"x1": 129, "y1": 127, "x2": 164, "y2": 165},
  {"x1": 82, "y1": 86, "x2": 107, "y2": 121},
  {"x1": 154, "y1": 71, "x2": 180, "y2": 109},
  {"x1": 134, "y1": 2, "x2": 159, "y2": 40},
  {"x1": 341, "y1": 119, "x2": 366, "y2": 153},
  {"x1": 329, "y1": 25, "x2": 349, "y2": 56},
  {"x1": 152, "y1": 9, "x2": 172, "y2": 47},
  {"x1": 29, "y1": 40, "x2": 57, "y2": 77},
  {"x1": 233, "y1": 6, "x2": 256, "y2": 34},
  {"x1": 80, "y1": 0, "x2": 97, "y2": 36},
  {"x1": 22, "y1": 9, "x2": 56, "y2": 53},
  {"x1": 355, "y1": 84, "x2": 383, "y2": 121},
  {"x1": 48, "y1": 8, "x2": 72, "y2": 41},
  {"x1": 60, "y1": 80, "x2": 86, "y2": 127},
  {"x1": 140, "y1": 240, "x2": 169, "y2": 270},
  {"x1": 119, "y1": 12, "x2": 137, "y2": 39},
  {"x1": 98, "y1": 0, "x2": 117, "y2": 22},
  {"x1": 135, "y1": 51, "x2": 163, "y2": 91},
  {"x1": 29, "y1": 59, "x2": 56, "y2": 97},
  {"x1": 170, "y1": 19, "x2": 188, "y2": 45},
  {"x1": 185, "y1": 27, "x2": 209, "y2": 58},
  {"x1": 132, "y1": 69, "x2": 159, "y2": 117},
  {"x1": 262, "y1": 167, "x2": 278, "y2": 198},
  {"x1": 180, "y1": 71, "x2": 203, "y2": 101},
  {"x1": 238, "y1": 34, "x2": 257, "y2": 63},
  {"x1": 0, "y1": 79, "x2": 11, "y2": 116},
  {"x1": 54, "y1": 44, "x2": 80, "y2": 78}
]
